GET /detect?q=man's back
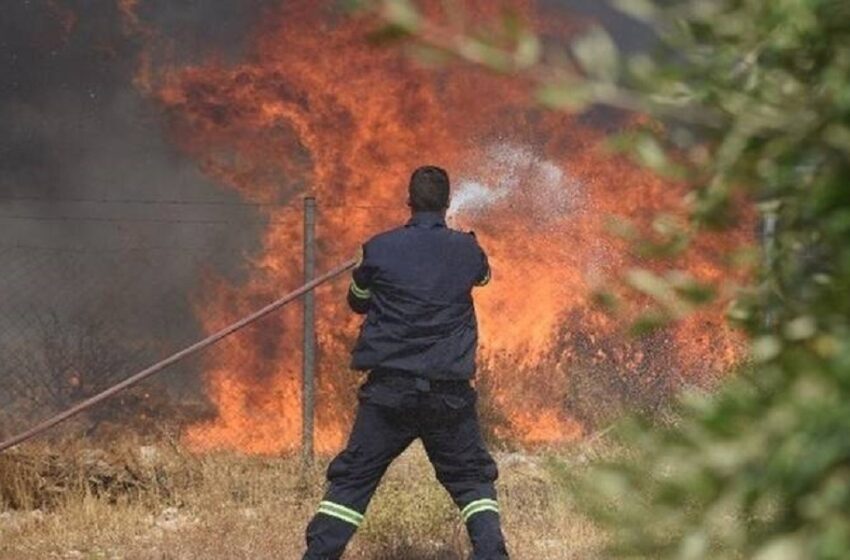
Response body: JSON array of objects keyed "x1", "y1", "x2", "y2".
[
  {"x1": 349, "y1": 211, "x2": 490, "y2": 379},
  {"x1": 303, "y1": 167, "x2": 508, "y2": 560}
]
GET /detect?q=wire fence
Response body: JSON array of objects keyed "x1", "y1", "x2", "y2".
[
  {"x1": 0, "y1": 199, "x2": 377, "y2": 453},
  {"x1": 0, "y1": 243, "x2": 221, "y2": 441},
  {"x1": 0, "y1": 196, "x2": 729, "y2": 455}
]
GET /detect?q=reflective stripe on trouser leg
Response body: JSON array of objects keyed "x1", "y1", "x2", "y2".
[
  {"x1": 317, "y1": 500, "x2": 365, "y2": 527},
  {"x1": 461, "y1": 498, "x2": 500, "y2": 522}
]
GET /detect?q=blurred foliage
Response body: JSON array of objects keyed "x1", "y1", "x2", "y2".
[{"x1": 354, "y1": 0, "x2": 850, "y2": 558}]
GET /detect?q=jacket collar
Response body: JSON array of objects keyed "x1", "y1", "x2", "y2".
[{"x1": 406, "y1": 211, "x2": 447, "y2": 229}]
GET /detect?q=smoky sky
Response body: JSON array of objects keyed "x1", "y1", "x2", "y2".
[
  {"x1": 0, "y1": 1, "x2": 281, "y2": 407},
  {"x1": 0, "y1": 0, "x2": 278, "y2": 250}
]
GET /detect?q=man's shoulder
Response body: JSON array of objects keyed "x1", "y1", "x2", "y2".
[
  {"x1": 364, "y1": 224, "x2": 479, "y2": 251},
  {"x1": 449, "y1": 227, "x2": 478, "y2": 238},
  {"x1": 363, "y1": 226, "x2": 407, "y2": 249},
  {"x1": 447, "y1": 227, "x2": 482, "y2": 248}
]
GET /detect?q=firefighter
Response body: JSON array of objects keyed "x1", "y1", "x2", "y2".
[{"x1": 302, "y1": 166, "x2": 508, "y2": 559}]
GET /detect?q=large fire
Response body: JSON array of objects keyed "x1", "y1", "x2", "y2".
[{"x1": 138, "y1": 1, "x2": 746, "y2": 454}]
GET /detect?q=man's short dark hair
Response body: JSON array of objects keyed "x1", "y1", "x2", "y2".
[{"x1": 408, "y1": 166, "x2": 450, "y2": 212}]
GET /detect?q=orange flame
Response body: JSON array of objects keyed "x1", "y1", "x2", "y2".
[{"x1": 145, "y1": 1, "x2": 747, "y2": 454}]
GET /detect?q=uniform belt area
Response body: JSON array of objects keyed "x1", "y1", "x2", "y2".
[{"x1": 368, "y1": 370, "x2": 470, "y2": 393}]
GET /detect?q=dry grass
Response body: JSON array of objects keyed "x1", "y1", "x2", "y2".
[{"x1": 0, "y1": 437, "x2": 608, "y2": 559}]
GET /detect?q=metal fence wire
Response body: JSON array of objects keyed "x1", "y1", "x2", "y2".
[
  {"x1": 0, "y1": 190, "x2": 424, "y2": 455},
  {"x1": 0, "y1": 199, "x2": 407, "y2": 455},
  {"x1": 0, "y1": 199, "x2": 716, "y2": 454},
  {"x1": 0, "y1": 242, "x2": 232, "y2": 442}
]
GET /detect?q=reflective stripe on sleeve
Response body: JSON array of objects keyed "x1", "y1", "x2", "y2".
[
  {"x1": 349, "y1": 280, "x2": 371, "y2": 299},
  {"x1": 317, "y1": 500, "x2": 365, "y2": 527},
  {"x1": 460, "y1": 498, "x2": 499, "y2": 522}
]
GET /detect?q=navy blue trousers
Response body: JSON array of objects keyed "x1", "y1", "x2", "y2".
[{"x1": 303, "y1": 376, "x2": 509, "y2": 559}]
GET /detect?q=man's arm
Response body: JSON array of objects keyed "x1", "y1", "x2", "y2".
[
  {"x1": 347, "y1": 245, "x2": 373, "y2": 314},
  {"x1": 474, "y1": 240, "x2": 491, "y2": 287}
]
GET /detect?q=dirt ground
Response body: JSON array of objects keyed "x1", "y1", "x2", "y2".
[{"x1": 0, "y1": 439, "x2": 606, "y2": 559}]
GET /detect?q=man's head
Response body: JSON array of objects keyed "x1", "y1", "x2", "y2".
[{"x1": 408, "y1": 165, "x2": 450, "y2": 213}]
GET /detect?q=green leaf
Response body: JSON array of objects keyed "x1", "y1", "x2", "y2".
[
  {"x1": 514, "y1": 31, "x2": 541, "y2": 69},
  {"x1": 726, "y1": 298, "x2": 753, "y2": 323},
  {"x1": 609, "y1": 0, "x2": 659, "y2": 23},
  {"x1": 630, "y1": 311, "x2": 670, "y2": 336},
  {"x1": 672, "y1": 278, "x2": 716, "y2": 305},
  {"x1": 752, "y1": 535, "x2": 806, "y2": 560},
  {"x1": 535, "y1": 81, "x2": 594, "y2": 111},
  {"x1": 457, "y1": 37, "x2": 513, "y2": 72},
  {"x1": 382, "y1": 0, "x2": 420, "y2": 30},
  {"x1": 591, "y1": 290, "x2": 620, "y2": 313},
  {"x1": 751, "y1": 336, "x2": 782, "y2": 363},
  {"x1": 783, "y1": 316, "x2": 816, "y2": 341},
  {"x1": 570, "y1": 26, "x2": 620, "y2": 83},
  {"x1": 366, "y1": 23, "x2": 413, "y2": 45},
  {"x1": 678, "y1": 530, "x2": 709, "y2": 560},
  {"x1": 823, "y1": 124, "x2": 850, "y2": 154},
  {"x1": 626, "y1": 268, "x2": 674, "y2": 305},
  {"x1": 633, "y1": 133, "x2": 670, "y2": 172}
]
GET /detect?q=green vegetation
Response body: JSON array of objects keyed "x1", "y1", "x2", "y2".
[{"x1": 358, "y1": 1, "x2": 850, "y2": 558}]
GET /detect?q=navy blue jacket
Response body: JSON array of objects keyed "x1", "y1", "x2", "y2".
[{"x1": 347, "y1": 211, "x2": 490, "y2": 380}]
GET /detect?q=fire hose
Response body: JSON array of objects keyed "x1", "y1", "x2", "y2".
[{"x1": 0, "y1": 258, "x2": 358, "y2": 454}]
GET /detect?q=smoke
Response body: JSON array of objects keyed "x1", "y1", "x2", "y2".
[
  {"x1": 0, "y1": 0, "x2": 278, "y2": 243},
  {"x1": 0, "y1": 0, "x2": 281, "y2": 408}
]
